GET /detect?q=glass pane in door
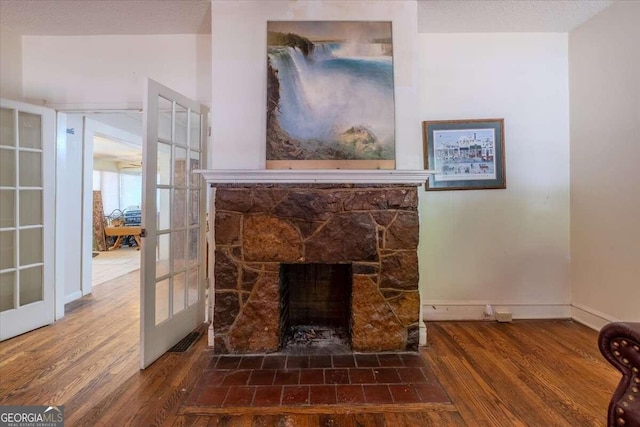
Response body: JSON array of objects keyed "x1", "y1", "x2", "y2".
[
  {"x1": 156, "y1": 233, "x2": 170, "y2": 278},
  {"x1": 18, "y1": 112, "x2": 42, "y2": 149},
  {"x1": 188, "y1": 151, "x2": 200, "y2": 187},
  {"x1": 157, "y1": 143, "x2": 172, "y2": 186},
  {"x1": 19, "y1": 190, "x2": 42, "y2": 226},
  {"x1": 189, "y1": 190, "x2": 199, "y2": 226},
  {"x1": 0, "y1": 231, "x2": 15, "y2": 270},
  {"x1": 155, "y1": 278, "x2": 169, "y2": 325},
  {"x1": 172, "y1": 271, "x2": 186, "y2": 315},
  {"x1": 174, "y1": 146, "x2": 187, "y2": 187},
  {"x1": 0, "y1": 272, "x2": 15, "y2": 312},
  {"x1": 0, "y1": 190, "x2": 15, "y2": 228},
  {"x1": 187, "y1": 228, "x2": 198, "y2": 266},
  {"x1": 0, "y1": 148, "x2": 15, "y2": 186},
  {"x1": 157, "y1": 188, "x2": 171, "y2": 231},
  {"x1": 0, "y1": 108, "x2": 15, "y2": 147},
  {"x1": 19, "y1": 228, "x2": 43, "y2": 265},
  {"x1": 19, "y1": 266, "x2": 43, "y2": 306},
  {"x1": 188, "y1": 112, "x2": 200, "y2": 149},
  {"x1": 187, "y1": 267, "x2": 198, "y2": 306},
  {"x1": 19, "y1": 151, "x2": 42, "y2": 187},
  {"x1": 175, "y1": 104, "x2": 188, "y2": 146},
  {"x1": 157, "y1": 97, "x2": 172, "y2": 142},
  {"x1": 173, "y1": 189, "x2": 186, "y2": 229},
  {"x1": 172, "y1": 230, "x2": 186, "y2": 272}
]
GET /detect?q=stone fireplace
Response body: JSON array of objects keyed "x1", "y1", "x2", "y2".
[{"x1": 212, "y1": 183, "x2": 421, "y2": 354}]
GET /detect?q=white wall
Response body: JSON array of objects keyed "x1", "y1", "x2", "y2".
[
  {"x1": 0, "y1": 29, "x2": 22, "y2": 100},
  {"x1": 120, "y1": 173, "x2": 142, "y2": 210},
  {"x1": 210, "y1": 0, "x2": 421, "y2": 169},
  {"x1": 569, "y1": 1, "x2": 640, "y2": 327},
  {"x1": 418, "y1": 34, "x2": 571, "y2": 320},
  {"x1": 21, "y1": 34, "x2": 211, "y2": 110},
  {"x1": 100, "y1": 171, "x2": 121, "y2": 216},
  {"x1": 93, "y1": 171, "x2": 142, "y2": 214},
  {"x1": 56, "y1": 114, "x2": 85, "y2": 303}
]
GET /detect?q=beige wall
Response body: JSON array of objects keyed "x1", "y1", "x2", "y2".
[
  {"x1": 12, "y1": 0, "x2": 633, "y2": 327},
  {"x1": 21, "y1": 34, "x2": 211, "y2": 110},
  {"x1": 569, "y1": 1, "x2": 640, "y2": 327},
  {"x1": 208, "y1": 2, "x2": 573, "y2": 321},
  {"x1": 0, "y1": 29, "x2": 22, "y2": 100},
  {"x1": 210, "y1": 0, "x2": 421, "y2": 170},
  {"x1": 419, "y1": 34, "x2": 571, "y2": 320}
]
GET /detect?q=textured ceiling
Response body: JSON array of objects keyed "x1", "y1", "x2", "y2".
[
  {"x1": 0, "y1": 0, "x2": 211, "y2": 35},
  {"x1": 93, "y1": 135, "x2": 141, "y2": 165},
  {"x1": 0, "y1": 0, "x2": 614, "y2": 36},
  {"x1": 417, "y1": 0, "x2": 615, "y2": 33}
]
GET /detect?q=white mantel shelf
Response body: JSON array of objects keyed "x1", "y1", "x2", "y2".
[{"x1": 195, "y1": 169, "x2": 438, "y2": 184}]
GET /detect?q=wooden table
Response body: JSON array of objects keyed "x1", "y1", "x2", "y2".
[{"x1": 104, "y1": 226, "x2": 142, "y2": 251}]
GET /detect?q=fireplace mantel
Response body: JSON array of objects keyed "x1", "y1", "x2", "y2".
[{"x1": 195, "y1": 169, "x2": 437, "y2": 184}]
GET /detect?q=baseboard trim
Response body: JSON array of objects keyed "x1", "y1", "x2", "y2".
[
  {"x1": 419, "y1": 323, "x2": 427, "y2": 346},
  {"x1": 64, "y1": 290, "x2": 83, "y2": 304},
  {"x1": 208, "y1": 322, "x2": 214, "y2": 347},
  {"x1": 570, "y1": 303, "x2": 618, "y2": 331},
  {"x1": 420, "y1": 301, "x2": 620, "y2": 332},
  {"x1": 423, "y1": 303, "x2": 571, "y2": 321}
]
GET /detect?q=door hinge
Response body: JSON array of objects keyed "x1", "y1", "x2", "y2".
[
  {"x1": 140, "y1": 228, "x2": 147, "y2": 238},
  {"x1": 208, "y1": 126, "x2": 211, "y2": 137}
]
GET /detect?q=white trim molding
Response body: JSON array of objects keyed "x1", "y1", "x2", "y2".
[
  {"x1": 421, "y1": 301, "x2": 621, "y2": 332},
  {"x1": 64, "y1": 291, "x2": 83, "y2": 305},
  {"x1": 195, "y1": 169, "x2": 437, "y2": 184},
  {"x1": 571, "y1": 303, "x2": 619, "y2": 331},
  {"x1": 423, "y1": 302, "x2": 572, "y2": 321}
]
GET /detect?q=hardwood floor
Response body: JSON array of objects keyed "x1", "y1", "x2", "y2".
[
  {"x1": 423, "y1": 321, "x2": 618, "y2": 426},
  {"x1": 0, "y1": 270, "x2": 620, "y2": 426},
  {"x1": 92, "y1": 246, "x2": 140, "y2": 287}
]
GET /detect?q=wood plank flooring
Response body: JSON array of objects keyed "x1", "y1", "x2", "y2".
[
  {"x1": 0, "y1": 270, "x2": 620, "y2": 426},
  {"x1": 91, "y1": 246, "x2": 140, "y2": 287}
]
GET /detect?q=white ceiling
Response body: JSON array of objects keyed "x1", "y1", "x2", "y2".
[
  {"x1": 93, "y1": 135, "x2": 141, "y2": 166},
  {"x1": 87, "y1": 112, "x2": 143, "y2": 170},
  {"x1": 0, "y1": 0, "x2": 614, "y2": 36},
  {"x1": 417, "y1": 0, "x2": 615, "y2": 33},
  {"x1": 0, "y1": 0, "x2": 211, "y2": 36}
]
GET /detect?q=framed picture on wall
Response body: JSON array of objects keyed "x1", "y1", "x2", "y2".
[
  {"x1": 422, "y1": 118, "x2": 506, "y2": 191},
  {"x1": 266, "y1": 21, "x2": 396, "y2": 170}
]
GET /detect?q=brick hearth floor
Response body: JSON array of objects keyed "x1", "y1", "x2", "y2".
[{"x1": 184, "y1": 353, "x2": 451, "y2": 408}]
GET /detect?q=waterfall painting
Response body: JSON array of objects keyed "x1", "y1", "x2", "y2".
[{"x1": 266, "y1": 21, "x2": 395, "y2": 169}]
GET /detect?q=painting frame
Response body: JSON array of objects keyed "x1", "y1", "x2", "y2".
[{"x1": 422, "y1": 118, "x2": 506, "y2": 191}]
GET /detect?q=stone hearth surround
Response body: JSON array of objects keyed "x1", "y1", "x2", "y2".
[{"x1": 213, "y1": 184, "x2": 421, "y2": 354}]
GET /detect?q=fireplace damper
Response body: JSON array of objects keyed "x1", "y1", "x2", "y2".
[{"x1": 279, "y1": 263, "x2": 352, "y2": 353}]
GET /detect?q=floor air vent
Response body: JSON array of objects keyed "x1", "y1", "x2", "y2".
[{"x1": 168, "y1": 332, "x2": 200, "y2": 353}]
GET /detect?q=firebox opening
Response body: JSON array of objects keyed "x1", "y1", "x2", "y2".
[{"x1": 279, "y1": 263, "x2": 352, "y2": 354}]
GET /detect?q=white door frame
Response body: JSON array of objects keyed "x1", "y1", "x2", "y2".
[{"x1": 55, "y1": 112, "x2": 143, "y2": 318}]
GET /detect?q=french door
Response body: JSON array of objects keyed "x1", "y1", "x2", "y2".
[
  {"x1": 140, "y1": 80, "x2": 208, "y2": 368},
  {"x1": 0, "y1": 99, "x2": 56, "y2": 340}
]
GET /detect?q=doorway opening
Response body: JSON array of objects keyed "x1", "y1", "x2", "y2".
[
  {"x1": 59, "y1": 112, "x2": 143, "y2": 298},
  {"x1": 89, "y1": 114, "x2": 143, "y2": 287}
]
